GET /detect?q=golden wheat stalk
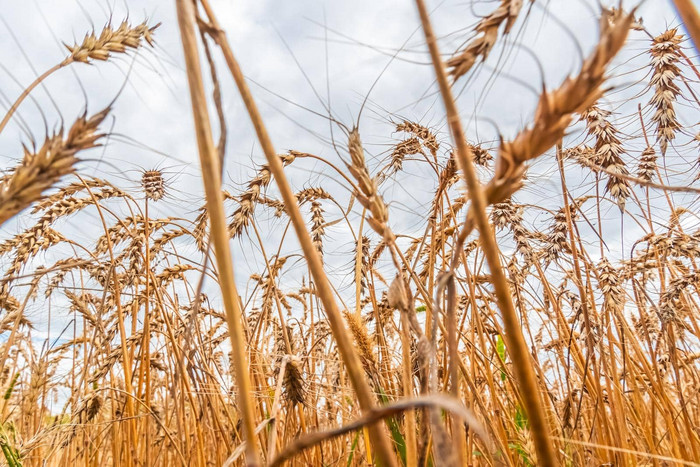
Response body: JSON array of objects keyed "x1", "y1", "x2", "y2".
[
  {"x1": 413, "y1": 0, "x2": 562, "y2": 464},
  {"x1": 197, "y1": 1, "x2": 399, "y2": 465},
  {"x1": 174, "y1": 1, "x2": 261, "y2": 465},
  {"x1": 671, "y1": 0, "x2": 700, "y2": 50}
]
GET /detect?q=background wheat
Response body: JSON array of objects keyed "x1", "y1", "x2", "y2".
[{"x1": 0, "y1": 1, "x2": 698, "y2": 466}]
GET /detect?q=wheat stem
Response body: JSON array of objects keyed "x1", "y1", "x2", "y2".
[
  {"x1": 0, "y1": 63, "x2": 63, "y2": 136},
  {"x1": 413, "y1": 0, "x2": 558, "y2": 464},
  {"x1": 197, "y1": 1, "x2": 399, "y2": 465},
  {"x1": 174, "y1": 1, "x2": 261, "y2": 465}
]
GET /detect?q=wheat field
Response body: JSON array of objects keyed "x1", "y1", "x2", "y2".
[{"x1": 0, "y1": 1, "x2": 699, "y2": 466}]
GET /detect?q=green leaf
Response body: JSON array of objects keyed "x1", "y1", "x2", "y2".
[
  {"x1": 4, "y1": 374, "x2": 19, "y2": 401},
  {"x1": 346, "y1": 432, "x2": 360, "y2": 467},
  {"x1": 509, "y1": 442, "x2": 533, "y2": 467},
  {"x1": 515, "y1": 405, "x2": 528, "y2": 430},
  {"x1": 496, "y1": 336, "x2": 507, "y2": 381},
  {"x1": 0, "y1": 424, "x2": 22, "y2": 467},
  {"x1": 496, "y1": 335, "x2": 506, "y2": 363},
  {"x1": 377, "y1": 385, "x2": 406, "y2": 465}
]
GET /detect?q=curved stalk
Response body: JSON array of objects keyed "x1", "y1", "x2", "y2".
[{"x1": 0, "y1": 62, "x2": 67, "y2": 135}]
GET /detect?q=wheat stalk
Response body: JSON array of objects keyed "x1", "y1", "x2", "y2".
[
  {"x1": 671, "y1": 0, "x2": 700, "y2": 51},
  {"x1": 197, "y1": 1, "x2": 399, "y2": 465},
  {"x1": 174, "y1": 1, "x2": 260, "y2": 464},
  {"x1": 413, "y1": 0, "x2": 563, "y2": 463}
]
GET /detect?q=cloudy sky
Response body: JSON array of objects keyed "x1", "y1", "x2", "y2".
[
  {"x1": 0, "y1": 0, "x2": 696, "y2": 331},
  {"x1": 0, "y1": 0, "x2": 684, "y2": 182}
]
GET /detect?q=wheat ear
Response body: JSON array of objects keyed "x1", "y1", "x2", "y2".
[
  {"x1": 0, "y1": 108, "x2": 109, "y2": 226},
  {"x1": 0, "y1": 21, "x2": 157, "y2": 136},
  {"x1": 447, "y1": 0, "x2": 530, "y2": 83}
]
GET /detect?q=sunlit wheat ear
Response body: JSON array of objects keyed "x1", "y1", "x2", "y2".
[
  {"x1": 658, "y1": 275, "x2": 690, "y2": 326},
  {"x1": 151, "y1": 227, "x2": 186, "y2": 255},
  {"x1": 490, "y1": 198, "x2": 515, "y2": 229},
  {"x1": 510, "y1": 205, "x2": 533, "y2": 261},
  {"x1": 0, "y1": 290, "x2": 21, "y2": 323},
  {"x1": 565, "y1": 144, "x2": 594, "y2": 169},
  {"x1": 489, "y1": 197, "x2": 532, "y2": 260},
  {"x1": 543, "y1": 206, "x2": 570, "y2": 264},
  {"x1": 31, "y1": 177, "x2": 118, "y2": 213},
  {"x1": 142, "y1": 169, "x2": 166, "y2": 201},
  {"x1": 354, "y1": 235, "x2": 370, "y2": 293},
  {"x1": 470, "y1": 144, "x2": 493, "y2": 167},
  {"x1": 648, "y1": 29, "x2": 683, "y2": 156},
  {"x1": 581, "y1": 105, "x2": 630, "y2": 210},
  {"x1": 347, "y1": 128, "x2": 390, "y2": 237},
  {"x1": 343, "y1": 309, "x2": 378, "y2": 378},
  {"x1": 598, "y1": 258, "x2": 624, "y2": 316},
  {"x1": 484, "y1": 10, "x2": 634, "y2": 207},
  {"x1": 381, "y1": 137, "x2": 423, "y2": 183},
  {"x1": 637, "y1": 146, "x2": 657, "y2": 182},
  {"x1": 65, "y1": 20, "x2": 159, "y2": 63},
  {"x1": 0, "y1": 108, "x2": 110, "y2": 226},
  {"x1": 395, "y1": 120, "x2": 439, "y2": 156},
  {"x1": 296, "y1": 187, "x2": 331, "y2": 204},
  {"x1": 229, "y1": 153, "x2": 296, "y2": 237},
  {"x1": 447, "y1": 0, "x2": 528, "y2": 83},
  {"x1": 310, "y1": 200, "x2": 325, "y2": 257}
]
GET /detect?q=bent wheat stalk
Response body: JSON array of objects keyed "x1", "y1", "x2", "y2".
[
  {"x1": 413, "y1": 0, "x2": 559, "y2": 464},
  {"x1": 0, "y1": 21, "x2": 157, "y2": 135},
  {"x1": 269, "y1": 395, "x2": 492, "y2": 467},
  {"x1": 174, "y1": 1, "x2": 261, "y2": 465},
  {"x1": 197, "y1": 1, "x2": 398, "y2": 465}
]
